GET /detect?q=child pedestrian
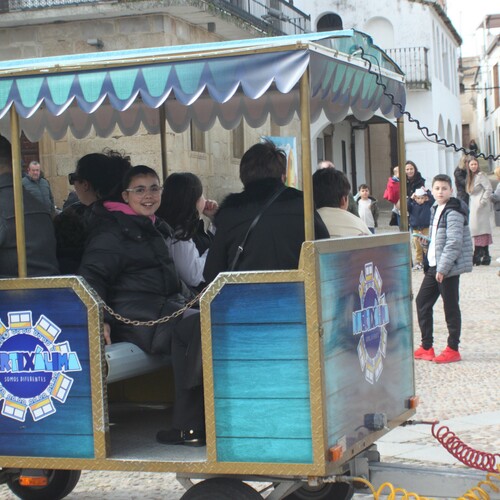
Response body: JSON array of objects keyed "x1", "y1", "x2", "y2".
[
  {"x1": 414, "y1": 174, "x2": 473, "y2": 363},
  {"x1": 356, "y1": 184, "x2": 379, "y2": 233},
  {"x1": 408, "y1": 187, "x2": 433, "y2": 270},
  {"x1": 384, "y1": 166, "x2": 400, "y2": 226}
]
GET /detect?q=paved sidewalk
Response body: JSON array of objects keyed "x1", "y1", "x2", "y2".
[{"x1": 376, "y1": 212, "x2": 499, "y2": 470}]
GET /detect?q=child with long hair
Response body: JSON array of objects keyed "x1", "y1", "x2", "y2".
[{"x1": 157, "y1": 172, "x2": 218, "y2": 291}]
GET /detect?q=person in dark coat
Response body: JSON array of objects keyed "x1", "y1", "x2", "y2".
[
  {"x1": 157, "y1": 140, "x2": 329, "y2": 448},
  {"x1": 454, "y1": 155, "x2": 469, "y2": 206},
  {"x1": 78, "y1": 165, "x2": 185, "y2": 353},
  {"x1": 54, "y1": 150, "x2": 132, "y2": 274},
  {"x1": 405, "y1": 160, "x2": 426, "y2": 197},
  {"x1": 80, "y1": 165, "x2": 204, "y2": 447},
  {"x1": 204, "y1": 141, "x2": 329, "y2": 282},
  {"x1": 0, "y1": 136, "x2": 59, "y2": 277},
  {"x1": 22, "y1": 160, "x2": 55, "y2": 216}
]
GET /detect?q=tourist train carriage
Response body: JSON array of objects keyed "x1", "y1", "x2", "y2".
[{"x1": 0, "y1": 30, "x2": 416, "y2": 499}]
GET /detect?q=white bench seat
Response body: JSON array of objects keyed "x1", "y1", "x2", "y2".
[{"x1": 105, "y1": 342, "x2": 171, "y2": 384}]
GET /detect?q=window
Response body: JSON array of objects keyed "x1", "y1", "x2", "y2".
[
  {"x1": 317, "y1": 13, "x2": 343, "y2": 32},
  {"x1": 190, "y1": 122, "x2": 205, "y2": 153}
]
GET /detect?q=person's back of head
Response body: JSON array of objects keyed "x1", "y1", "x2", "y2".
[
  {"x1": 239, "y1": 140, "x2": 286, "y2": 187},
  {"x1": 76, "y1": 149, "x2": 132, "y2": 202},
  {"x1": 313, "y1": 167, "x2": 351, "y2": 209},
  {"x1": 158, "y1": 172, "x2": 203, "y2": 239},
  {"x1": 0, "y1": 136, "x2": 12, "y2": 173}
]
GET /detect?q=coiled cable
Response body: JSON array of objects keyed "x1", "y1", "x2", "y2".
[
  {"x1": 331, "y1": 421, "x2": 500, "y2": 498},
  {"x1": 431, "y1": 422, "x2": 500, "y2": 473},
  {"x1": 342, "y1": 469, "x2": 499, "y2": 499},
  {"x1": 356, "y1": 47, "x2": 500, "y2": 162}
]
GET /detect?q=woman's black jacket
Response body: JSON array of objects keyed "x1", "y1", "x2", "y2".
[{"x1": 78, "y1": 203, "x2": 185, "y2": 354}]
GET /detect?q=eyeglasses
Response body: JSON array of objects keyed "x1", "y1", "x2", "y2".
[
  {"x1": 125, "y1": 185, "x2": 163, "y2": 196},
  {"x1": 68, "y1": 172, "x2": 80, "y2": 185}
]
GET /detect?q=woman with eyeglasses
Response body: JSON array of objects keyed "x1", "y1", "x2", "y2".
[
  {"x1": 78, "y1": 165, "x2": 185, "y2": 350},
  {"x1": 79, "y1": 165, "x2": 205, "y2": 446},
  {"x1": 156, "y1": 172, "x2": 218, "y2": 293},
  {"x1": 53, "y1": 150, "x2": 132, "y2": 273}
]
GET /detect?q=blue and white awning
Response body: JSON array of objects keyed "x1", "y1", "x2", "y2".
[{"x1": 0, "y1": 30, "x2": 406, "y2": 141}]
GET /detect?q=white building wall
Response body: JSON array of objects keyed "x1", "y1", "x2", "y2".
[
  {"x1": 476, "y1": 33, "x2": 500, "y2": 171},
  {"x1": 295, "y1": 0, "x2": 462, "y2": 185}
]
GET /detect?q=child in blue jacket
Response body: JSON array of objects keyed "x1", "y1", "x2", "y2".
[{"x1": 408, "y1": 187, "x2": 433, "y2": 270}]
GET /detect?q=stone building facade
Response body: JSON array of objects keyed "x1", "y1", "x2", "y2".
[{"x1": 0, "y1": 1, "x2": 303, "y2": 205}]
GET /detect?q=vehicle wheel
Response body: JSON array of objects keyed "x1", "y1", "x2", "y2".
[
  {"x1": 285, "y1": 482, "x2": 354, "y2": 500},
  {"x1": 7, "y1": 470, "x2": 81, "y2": 500},
  {"x1": 181, "y1": 478, "x2": 262, "y2": 499}
]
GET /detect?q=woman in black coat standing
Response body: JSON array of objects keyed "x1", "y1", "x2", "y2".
[
  {"x1": 454, "y1": 155, "x2": 469, "y2": 206},
  {"x1": 405, "y1": 160, "x2": 426, "y2": 197}
]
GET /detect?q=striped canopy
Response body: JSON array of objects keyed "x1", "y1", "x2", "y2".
[{"x1": 0, "y1": 30, "x2": 405, "y2": 141}]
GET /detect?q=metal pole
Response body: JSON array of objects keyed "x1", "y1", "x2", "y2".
[
  {"x1": 397, "y1": 116, "x2": 408, "y2": 232},
  {"x1": 159, "y1": 105, "x2": 168, "y2": 182},
  {"x1": 299, "y1": 69, "x2": 314, "y2": 241},
  {"x1": 10, "y1": 107, "x2": 27, "y2": 278}
]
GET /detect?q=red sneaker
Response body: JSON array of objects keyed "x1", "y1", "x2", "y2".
[
  {"x1": 434, "y1": 346, "x2": 461, "y2": 363},
  {"x1": 414, "y1": 346, "x2": 435, "y2": 361}
]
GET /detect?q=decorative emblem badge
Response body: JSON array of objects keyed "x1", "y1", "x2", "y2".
[
  {"x1": 0, "y1": 311, "x2": 81, "y2": 422},
  {"x1": 352, "y1": 263, "x2": 389, "y2": 384}
]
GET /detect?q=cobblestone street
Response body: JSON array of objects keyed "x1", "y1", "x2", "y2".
[{"x1": 2, "y1": 212, "x2": 499, "y2": 499}]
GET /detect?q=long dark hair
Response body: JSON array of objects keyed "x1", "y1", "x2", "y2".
[
  {"x1": 157, "y1": 172, "x2": 203, "y2": 240},
  {"x1": 75, "y1": 149, "x2": 132, "y2": 201}
]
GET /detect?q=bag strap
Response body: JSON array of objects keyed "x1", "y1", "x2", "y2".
[{"x1": 229, "y1": 185, "x2": 286, "y2": 271}]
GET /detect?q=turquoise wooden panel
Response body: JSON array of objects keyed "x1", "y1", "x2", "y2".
[
  {"x1": 0, "y1": 287, "x2": 95, "y2": 459},
  {"x1": 0, "y1": 434, "x2": 94, "y2": 458},
  {"x1": 211, "y1": 282, "x2": 312, "y2": 464},
  {"x1": 213, "y1": 360, "x2": 309, "y2": 399},
  {"x1": 215, "y1": 398, "x2": 311, "y2": 438},
  {"x1": 318, "y1": 243, "x2": 414, "y2": 450},
  {"x1": 210, "y1": 282, "x2": 305, "y2": 325},
  {"x1": 212, "y1": 323, "x2": 307, "y2": 360},
  {"x1": 217, "y1": 437, "x2": 313, "y2": 464},
  {"x1": 0, "y1": 397, "x2": 93, "y2": 435}
]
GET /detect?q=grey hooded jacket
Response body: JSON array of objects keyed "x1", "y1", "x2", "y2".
[{"x1": 428, "y1": 197, "x2": 473, "y2": 277}]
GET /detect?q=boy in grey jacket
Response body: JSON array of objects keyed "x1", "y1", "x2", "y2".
[{"x1": 414, "y1": 174, "x2": 473, "y2": 363}]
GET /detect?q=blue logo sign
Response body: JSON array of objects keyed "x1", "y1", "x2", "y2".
[
  {"x1": 0, "y1": 311, "x2": 81, "y2": 422},
  {"x1": 352, "y1": 263, "x2": 389, "y2": 384}
]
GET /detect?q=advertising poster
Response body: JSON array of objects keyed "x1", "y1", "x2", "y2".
[{"x1": 263, "y1": 136, "x2": 299, "y2": 189}]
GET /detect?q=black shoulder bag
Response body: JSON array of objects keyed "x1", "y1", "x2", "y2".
[{"x1": 229, "y1": 185, "x2": 286, "y2": 271}]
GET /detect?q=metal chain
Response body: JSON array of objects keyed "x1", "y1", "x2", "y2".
[{"x1": 101, "y1": 290, "x2": 204, "y2": 327}]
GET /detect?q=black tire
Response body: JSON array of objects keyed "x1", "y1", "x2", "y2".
[
  {"x1": 7, "y1": 470, "x2": 81, "y2": 500},
  {"x1": 285, "y1": 482, "x2": 354, "y2": 500},
  {"x1": 181, "y1": 478, "x2": 262, "y2": 499}
]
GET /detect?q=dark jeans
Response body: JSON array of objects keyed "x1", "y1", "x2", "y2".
[
  {"x1": 171, "y1": 309, "x2": 205, "y2": 431},
  {"x1": 416, "y1": 266, "x2": 461, "y2": 350}
]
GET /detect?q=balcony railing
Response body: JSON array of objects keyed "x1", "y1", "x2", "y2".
[
  {"x1": 386, "y1": 46, "x2": 430, "y2": 90},
  {"x1": 0, "y1": 0, "x2": 98, "y2": 9},
  {"x1": 210, "y1": 0, "x2": 310, "y2": 35},
  {"x1": 0, "y1": 0, "x2": 311, "y2": 35}
]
